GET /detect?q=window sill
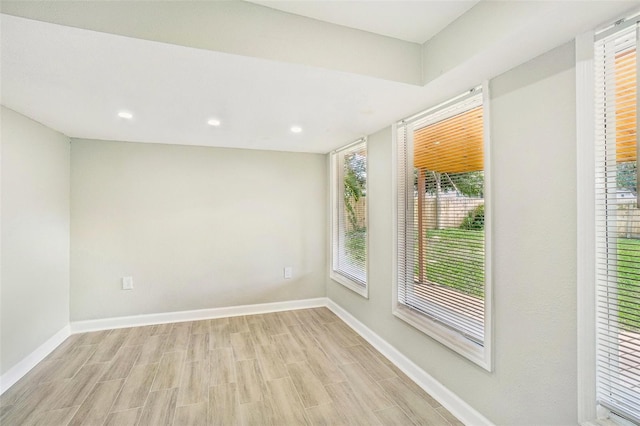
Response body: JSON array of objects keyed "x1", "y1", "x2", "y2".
[
  {"x1": 393, "y1": 304, "x2": 491, "y2": 371},
  {"x1": 330, "y1": 271, "x2": 368, "y2": 299}
]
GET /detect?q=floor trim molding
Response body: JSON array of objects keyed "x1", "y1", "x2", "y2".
[
  {"x1": 0, "y1": 325, "x2": 70, "y2": 395},
  {"x1": 326, "y1": 299, "x2": 494, "y2": 426},
  {"x1": 70, "y1": 297, "x2": 328, "y2": 333}
]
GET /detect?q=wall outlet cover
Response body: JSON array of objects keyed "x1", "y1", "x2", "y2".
[
  {"x1": 284, "y1": 267, "x2": 293, "y2": 279},
  {"x1": 122, "y1": 276, "x2": 134, "y2": 290}
]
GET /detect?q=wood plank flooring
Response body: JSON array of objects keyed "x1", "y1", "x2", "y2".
[{"x1": 0, "y1": 308, "x2": 463, "y2": 426}]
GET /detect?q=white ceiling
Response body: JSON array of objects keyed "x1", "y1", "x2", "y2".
[
  {"x1": 0, "y1": 14, "x2": 456, "y2": 153},
  {"x1": 2, "y1": 3, "x2": 637, "y2": 154},
  {"x1": 246, "y1": 0, "x2": 479, "y2": 44}
]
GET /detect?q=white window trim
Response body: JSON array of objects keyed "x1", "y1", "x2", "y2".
[
  {"x1": 576, "y1": 29, "x2": 598, "y2": 425},
  {"x1": 329, "y1": 138, "x2": 369, "y2": 299},
  {"x1": 391, "y1": 82, "x2": 494, "y2": 372}
]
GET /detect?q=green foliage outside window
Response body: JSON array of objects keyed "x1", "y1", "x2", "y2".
[{"x1": 344, "y1": 152, "x2": 367, "y2": 264}]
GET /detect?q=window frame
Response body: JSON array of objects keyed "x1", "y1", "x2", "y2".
[
  {"x1": 578, "y1": 13, "x2": 640, "y2": 425},
  {"x1": 391, "y1": 82, "x2": 493, "y2": 371},
  {"x1": 330, "y1": 138, "x2": 369, "y2": 298},
  {"x1": 576, "y1": 29, "x2": 598, "y2": 425}
]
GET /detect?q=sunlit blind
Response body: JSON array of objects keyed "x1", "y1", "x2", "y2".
[
  {"x1": 332, "y1": 139, "x2": 367, "y2": 287},
  {"x1": 595, "y1": 21, "x2": 640, "y2": 424},
  {"x1": 397, "y1": 89, "x2": 486, "y2": 344}
]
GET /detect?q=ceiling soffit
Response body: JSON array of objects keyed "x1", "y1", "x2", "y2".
[{"x1": 0, "y1": 1, "x2": 422, "y2": 86}]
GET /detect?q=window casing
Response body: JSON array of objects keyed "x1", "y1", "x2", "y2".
[
  {"x1": 393, "y1": 86, "x2": 492, "y2": 370},
  {"x1": 330, "y1": 138, "x2": 368, "y2": 297},
  {"x1": 594, "y1": 19, "x2": 640, "y2": 424}
]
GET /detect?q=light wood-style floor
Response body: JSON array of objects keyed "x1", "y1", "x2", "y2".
[{"x1": 0, "y1": 307, "x2": 463, "y2": 426}]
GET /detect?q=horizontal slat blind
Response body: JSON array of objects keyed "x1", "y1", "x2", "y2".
[
  {"x1": 397, "y1": 90, "x2": 485, "y2": 344},
  {"x1": 332, "y1": 139, "x2": 367, "y2": 286},
  {"x1": 595, "y1": 22, "x2": 640, "y2": 424}
]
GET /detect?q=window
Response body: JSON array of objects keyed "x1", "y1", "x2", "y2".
[
  {"x1": 594, "y1": 18, "x2": 640, "y2": 424},
  {"x1": 394, "y1": 87, "x2": 492, "y2": 370},
  {"x1": 330, "y1": 138, "x2": 368, "y2": 297}
]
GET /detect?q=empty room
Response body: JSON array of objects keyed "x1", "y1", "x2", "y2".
[{"x1": 2, "y1": 1, "x2": 640, "y2": 425}]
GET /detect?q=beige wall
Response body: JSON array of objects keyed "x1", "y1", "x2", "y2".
[
  {"x1": 1, "y1": 106, "x2": 70, "y2": 375},
  {"x1": 70, "y1": 139, "x2": 326, "y2": 321},
  {"x1": 327, "y1": 42, "x2": 577, "y2": 424}
]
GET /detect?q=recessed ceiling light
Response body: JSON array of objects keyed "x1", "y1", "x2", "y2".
[
  {"x1": 207, "y1": 119, "x2": 221, "y2": 127},
  {"x1": 118, "y1": 111, "x2": 133, "y2": 119},
  {"x1": 291, "y1": 126, "x2": 302, "y2": 133}
]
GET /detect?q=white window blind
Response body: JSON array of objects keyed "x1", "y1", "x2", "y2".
[
  {"x1": 395, "y1": 88, "x2": 491, "y2": 368},
  {"x1": 331, "y1": 139, "x2": 367, "y2": 295},
  {"x1": 595, "y1": 20, "x2": 640, "y2": 424}
]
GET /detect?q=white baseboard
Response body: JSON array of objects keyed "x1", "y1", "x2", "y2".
[
  {"x1": 326, "y1": 299, "x2": 493, "y2": 426},
  {"x1": 0, "y1": 325, "x2": 70, "y2": 395},
  {"x1": 71, "y1": 297, "x2": 328, "y2": 333}
]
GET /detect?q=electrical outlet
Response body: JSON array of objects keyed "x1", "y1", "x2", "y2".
[
  {"x1": 122, "y1": 276, "x2": 134, "y2": 290},
  {"x1": 284, "y1": 267, "x2": 293, "y2": 279}
]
